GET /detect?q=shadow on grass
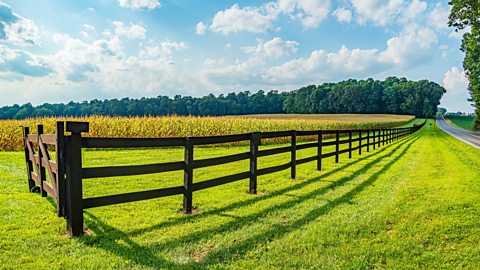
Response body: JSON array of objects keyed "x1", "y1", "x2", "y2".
[{"x1": 80, "y1": 131, "x2": 422, "y2": 269}]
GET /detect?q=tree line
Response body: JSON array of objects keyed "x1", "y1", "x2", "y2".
[
  {"x1": 0, "y1": 77, "x2": 445, "y2": 119},
  {"x1": 449, "y1": 0, "x2": 480, "y2": 130}
]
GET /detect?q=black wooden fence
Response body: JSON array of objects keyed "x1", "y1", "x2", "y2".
[{"x1": 22, "y1": 120, "x2": 425, "y2": 236}]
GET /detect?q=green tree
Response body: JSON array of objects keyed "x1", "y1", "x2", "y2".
[{"x1": 449, "y1": 0, "x2": 480, "y2": 129}]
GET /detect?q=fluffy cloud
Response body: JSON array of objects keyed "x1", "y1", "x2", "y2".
[
  {"x1": 428, "y1": 3, "x2": 450, "y2": 30},
  {"x1": 196, "y1": 22, "x2": 206, "y2": 35},
  {"x1": 399, "y1": 0, "x2": 427, "y2": 25},
  {"x1": 210, "y1": 3, "x2": 278, "y2": 34},
  {"x1": 333, "y1": 8, "x2": 353, "y2": 23},
  {"x1": 443, "y1": 67, "x2": 467, "y2": 93},
  {"x1": 209, "y1": 0, "x2": 331, "y2": 34},
  {"x1": 380, "y1": 24, "x2": 437, "y2": 67},
  {"x1": 264, "y1": 46, "x2": 383, "y2": 84},
  {"x1": 242, "y1": 37, "x2": 299, "y2": 58},
  {"x1": 264, "y1": 24, "x2": 438, "y2": 84},
  {"x1": 277, "y1": 0, "x2": 331, "y2": 28},
  {"x1": 0, "y1": 45, "x2": 52, "y2": 77},
  {"x1": 113, "y1": 21, "x2": 146, "y2": 39},
  {"x1": 0, "y1": 1, "x2": 39, "y2": 45},
  {"x1": 140, "y1": 40, "x2": 187, "y2": 57},
  {"x1": 118, "y1": 0, "x2": 160, "y2": 10},
  {"x1": 441, "y1": 67, "x2": 471, "y2": 111},
  {"x1": 350, "y1": 0, "x2": 404, "y2": 26}
]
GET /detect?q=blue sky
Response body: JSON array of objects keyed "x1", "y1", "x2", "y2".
[{"x1": 0, "y1": 0, "x2": 473, "y2": 112}]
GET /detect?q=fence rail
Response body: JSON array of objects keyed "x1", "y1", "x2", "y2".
[{"x1": 22, "y1": 120, "x2": 425, "y2": 237}]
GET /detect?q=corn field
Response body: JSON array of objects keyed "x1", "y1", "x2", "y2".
[{"x1": 0, "y1": 114, "x2": 414, "y2": 151}]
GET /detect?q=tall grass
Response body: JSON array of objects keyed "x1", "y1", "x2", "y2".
[{"x1": 0, "y1": 114, "x2": 414, "y2": 151}]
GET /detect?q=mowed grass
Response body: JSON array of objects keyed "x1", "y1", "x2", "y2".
[
  {"x1": 446, "y1": 115, "x2": 475, "y2": 130},
  {"x1": 0, "y1": 114, "x2": 413, "y2": 151},
  {"x1": 1, "y1": 119, "x2": 480, "y2": 269}
]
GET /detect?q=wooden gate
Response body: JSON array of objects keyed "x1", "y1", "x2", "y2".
[{"x1": 22, "y1": 122, "x2": 65, "y2": 217}]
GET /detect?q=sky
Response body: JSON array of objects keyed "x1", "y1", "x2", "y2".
[{"x1": 0, "y1": 0, "x2": 473, "y2": 113}]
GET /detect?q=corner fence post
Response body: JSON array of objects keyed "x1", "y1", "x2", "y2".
[
  {"x1": 37, "y1": 124, "x2": 47, "y2": 197},
  {"x1": 291, "y1": 130, "x2": 296, "y2": 179},
  {"x1": 348, "y1": 131, "x2": 352, "y2": 159},
  {"x1": 65, "y1": 121, "x2": 89, "y2": 237},
  {"x1": 56, "y1": 121, "x2": 65, "y2": 217},
  {"x1": 22, "y1": 127, "x2": 36, "y2": 192},
  {"x1": 358, "y1": 131, "x2": 362, "y2": 155},
  {"x1": 249, "y1": 132, "x2": 259, "y2": 194},
  {"x1": 317, "y1": 130, "x2": 323, "y2": 171},
  {"x1": 366, "y1": 130, "x2": 370, "y2": 152},
  {"x1": 335, "y1": 131, "x2": 340, "y2": 163},
  {"x1": 184, "y1": 137, "x2": 193, "y2": 214}
]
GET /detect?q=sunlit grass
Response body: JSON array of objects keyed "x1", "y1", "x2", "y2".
[{"x1": 1, "y1": 119, "x2": 479, "y2": 269}]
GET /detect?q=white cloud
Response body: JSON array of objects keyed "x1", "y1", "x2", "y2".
[
  {"x1": 333, "y1": 8, "x2": 353, "y2": 23},
  {"x1": 443, "y1": 67, "x2": 467, "y2": 93},
  {"x1": 140, "y1": 40, "x2": 187, "y2": 57},
  {"x1": 242, "y1": 37, "x2": 299, "y2": 58},
  {"x1": 441, "y1": 66, "x2": 472, "y2": 112},
  {"x1": 196, "y1": 22, "x2": 206, "y2": 35},
  {"x1": 278, "y1": 0, "x2": 331, "y2": 28},
  {"x1": 264, "y1": 24, "x2": 438, "y2": 84},
  {"x1": 118, "y1": 0, "x2": 160, "y2": 10},
  {"x1": 399, "y1": 0, "x2": 427, "y2": 25},
  {"x1": 113, "y1": 21, "x2": 146, "y2": 40},
  {"x1": 208, "y1": 0, "x2": 331, "y2": 34},
  {"x1": 380, "y1": 24, "x2": 437, "y2": 67},
  {"x1": 428, "y1": 3, "x2": 450, "y2": 30},
  {"x1": 350, "y1": 0, "x2": 404, "y2": 26},
  {"x1": 0, "y1": 1, "x2": 39, "y2": 45},
  {"x1": 264, "y1": 46, "x2": 383, "y2": 84},
  {"x1": 210, "y1": 3, "x2": 278, "y2": 34}
]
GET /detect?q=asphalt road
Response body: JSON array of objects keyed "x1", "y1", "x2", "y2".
[{"x1": 436, "y1": 116, "x2": 480, "y2": 149}]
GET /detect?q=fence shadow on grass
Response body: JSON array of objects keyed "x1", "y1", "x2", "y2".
[{"x1": 79, "y1": 131, "x2": 422, "y2": 269}]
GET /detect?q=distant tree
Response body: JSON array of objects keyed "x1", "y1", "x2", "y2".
[{"x1": 437, "y1": 107, "x2": 447, "y2": 115}]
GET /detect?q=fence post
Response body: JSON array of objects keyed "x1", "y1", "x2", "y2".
[
  {"x1": 317, "y1": 130, "x2": 323, "y2": 171},
  {"x1": 382, "y1": 129, "x2": 385, "y2": 146},
  {"x1": 348, "y1": 131, "x2": 352, "y2": 159},
  {"x1": 291, "y1": 130, "x2": 296, "y2": 179},
  {"x1": 249, "y1": 132, "x2": 259, "y2": 194},
  {"x1": 65, "y1": 122, "x2": 89, "y2": 237},
  {"x1": 37, "y1": 124, "x2": 47, "y2": 197},
  {"x1": 184, "y1": 137, "x2": 193, "y2": 214},
  {"x1": 373, "y1": 130, "x2": 376, "y2": 150},
  {"x1": 56, "y1": 122, "x2": 65, "y2": 217},
  {"x1": 335, "y1": 131, "x2": 340, "y2": 163},
  {"x1": 378, "y1": 130, "x2": 381, "y2": 148},
  {"x1": 22, "y1": 127, "x2": 36, "y2": 192},
  {"x1": 358, "y1": 131, "x2": 362, "y2": 155},
  {"x1": 366, "y1": 130, "x2": 370, "y2": 152}
]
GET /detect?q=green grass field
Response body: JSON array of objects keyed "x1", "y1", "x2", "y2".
[
  {"x1": 1, "y1": 119, "x2": 480, "y2": 269},
  {"x1": 446, "y1": 115, "x2": 475, "y2": 130}
]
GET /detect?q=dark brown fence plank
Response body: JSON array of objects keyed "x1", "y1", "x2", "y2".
[
  {"x1": 83, "y1": 186, "x2": 184, "y2": 209},
  {"x1": 193, "y1": 172, "x2": 250, "y2": 191},
  {"x1": 82, "y1": 137, "x2": 186, "y2": 148},
  {"x1": 193, "y1": 152, "x2": 250, "y2": 169},
  {"x1": 322, "y1": 151, "x2": 337, "y2": 158},
  {"x1": 189, "y1": 134, "x2": 250, "y2": 145},
  {"x1": 82, "y1": 161, "x2": 185, "y2": 179},
  {"x1": 257, "y1": 146, "x2": 291, "y2": 157},
  {"x1": 296, "y1": 142, "x2": 317, "y2": 150},
  {"x1": 296, "y1": 155, "x2": 316, "y2": 165},
  {"x1": 257, "y1": 162, "x2": 291, "y2": 176},
  {"x1": 260, "y1": 131, "x2": 293, "y2": 139}
]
